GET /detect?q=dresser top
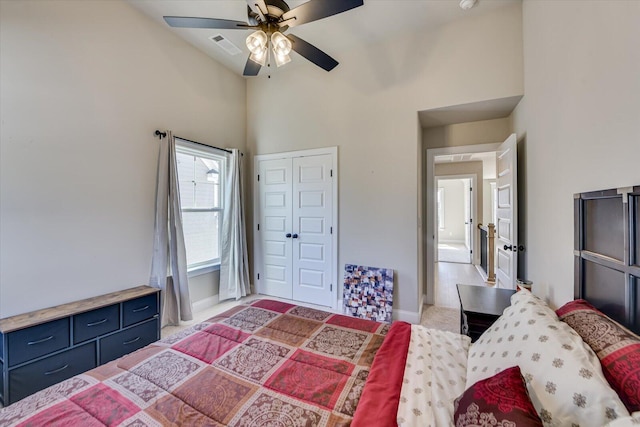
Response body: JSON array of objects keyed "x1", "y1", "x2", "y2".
[
  {"x1": 457, "y1": 283, "x2": 515, "y2": 317},
  {"x1": 0, "y1": 286, "x2": 159, "y2": 333}
]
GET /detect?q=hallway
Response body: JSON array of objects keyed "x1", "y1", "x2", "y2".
[
  {"x1": 437, "y1": 242, "x2": 470, "y2": 263},
  {"x1": 434, "y1": 261, "x2": 487, "y2": 308}
]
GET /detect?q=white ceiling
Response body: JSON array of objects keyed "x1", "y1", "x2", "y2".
[{"x1": 128, "y1": 0, "x2": 519, "y2": 77}]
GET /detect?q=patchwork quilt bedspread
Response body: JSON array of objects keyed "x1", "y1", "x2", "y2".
[{"x1": 0, "y1": 299, "x2": 391, "y2": 426}]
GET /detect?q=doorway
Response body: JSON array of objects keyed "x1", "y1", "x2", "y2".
[
  {"x1": 436, "y1": 176, "x2": 474, "y2": 264},
  {"x1": 424, "y1": 142, "x2": 502, "y2": 306}
]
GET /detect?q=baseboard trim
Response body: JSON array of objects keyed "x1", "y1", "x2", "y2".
[
  {"x1": 192, "y1": 295, "x2": 219, "y2": 313},
  {"x1": 393, "y1": 308, "x2": 421, "y2": 324}
]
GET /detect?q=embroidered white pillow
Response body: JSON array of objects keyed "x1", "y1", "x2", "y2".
[{"x1": 466, "y1": 292, "x2": 629, "y2": 427}]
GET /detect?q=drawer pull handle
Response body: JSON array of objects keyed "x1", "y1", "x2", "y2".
[
  {"x1": 123, "y1": 336, "x2": 141, "y2": 345},
  {"x1": 86, "y1": 318, "x2": 108, "y2": 327},
  {"x1": 44, "y1": 364, "x2": 69, "y2": 375},
  {"x1": 132, "y1": 305, "x2": 149, "y2": 313},
  {"x1": 27, "y1": 335, "x2": 54, "y2": 346}
]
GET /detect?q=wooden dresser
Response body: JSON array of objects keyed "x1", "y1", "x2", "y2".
[{"x1": 0, "y1": 286, "x2": 160, "y2": 406}]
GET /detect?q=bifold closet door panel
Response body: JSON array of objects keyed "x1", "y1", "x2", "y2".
[
  {"x1": 257, "y1": 158, "x2": 294, "y2": 299},
  {"x1": 291, "y1": 154, "x2": 333, "y2": 307}
]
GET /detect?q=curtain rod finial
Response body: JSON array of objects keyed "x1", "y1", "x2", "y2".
[{"x1": 154, "y1": 130, "x2": 167, "y2": 139}]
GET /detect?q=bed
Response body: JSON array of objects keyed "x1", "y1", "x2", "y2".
[{"x1": 1, "y1": 184, "x2": 639, "y2": 426}]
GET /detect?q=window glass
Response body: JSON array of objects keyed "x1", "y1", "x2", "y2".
[
  {"x1": 175, "y1": 144, "x2": 225, "y2": 269},
  {"x1": 181, "y1": 211, "x2": 220, "y2": 266}
]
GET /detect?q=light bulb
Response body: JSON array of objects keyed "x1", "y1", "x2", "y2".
[
  {"x1": 246, "y1": 30, "x2": 267, "y2": 54},
  {"x1": 271, "y1": 32, "x2": 292, "y2": 57}
]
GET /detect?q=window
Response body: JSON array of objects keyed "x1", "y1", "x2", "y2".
[
  {"x1": 175, "y1": 142, "x2": 226, "y2": 274},
  {"x1": 437, "y1": 187, "x2": 445, "y2": 229}
]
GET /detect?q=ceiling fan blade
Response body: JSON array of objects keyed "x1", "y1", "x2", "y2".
[
  {"x1": 280, "y1": 0, "x2": 363, "y2": 28},
  {"x1": 287, "y1": 34, "x2": 338, "y2": 72},
  {"x1": 163, "y1": 16, "x2": 250, "y2": 30},
  {"x1": 246, "y1": 0, "x2": 268, "y2": 21},
  {"x1": 243, "y1": 56, "x2": 262, "y2": 76}
]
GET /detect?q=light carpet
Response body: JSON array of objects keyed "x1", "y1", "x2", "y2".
[{"x1": 420, "y1": 304, "x2": 460, "y2": 334}]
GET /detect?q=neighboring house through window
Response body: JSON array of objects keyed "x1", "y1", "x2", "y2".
[{"x1": 175, "y1": 142, "x2": 225, "y2": 276}]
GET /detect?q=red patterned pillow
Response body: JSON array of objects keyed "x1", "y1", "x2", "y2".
[
  {"x1": 557, "y1": 299, "x2": 640, "y2": 412},
  {"x1": 454, "y1": 366, "x2": 542, "y2": 426}
]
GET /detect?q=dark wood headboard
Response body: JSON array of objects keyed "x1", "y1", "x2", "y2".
[{"x1": 574, "y1": 185, "x2": 640, "y2": 333}]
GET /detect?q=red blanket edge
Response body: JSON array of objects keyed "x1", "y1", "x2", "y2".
[{"x1": 351, "y1": 321, "x2": 412, "y2": 427}]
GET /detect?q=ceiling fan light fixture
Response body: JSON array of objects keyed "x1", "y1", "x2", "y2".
[
  {"x1": 246, "y1": 30, "x2": 268, "y2": 54},
  {"x1": 271, "y1": 31, "x2": 292, "y2": 56}
]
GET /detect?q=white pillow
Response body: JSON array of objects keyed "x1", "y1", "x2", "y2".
[{"x1": 466, "y1": 291, "x2": 629, "y2": 427}]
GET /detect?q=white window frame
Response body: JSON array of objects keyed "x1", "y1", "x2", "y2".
[
  {"x1": 175, "y1": 139, "x2": 227, "y2": 277},
  {"x1": 437, "y1": 187, "x2": 445, "y2": 230}
]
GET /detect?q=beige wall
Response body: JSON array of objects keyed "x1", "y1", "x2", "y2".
[
  {"x1": 0, "y1": 1, "x2": 246, "y2": 317},
  {"x1": 248, "y1": 4, "x2": 523, "y2": 319},
  {"x1": 511, "y1": 0, "x2": 640, "y2": 307},
  {"x1": 423, "y1": 117, "x2": 512, "y2": 150},
  {"x1": 437, "y1": 179, "x2": 467, "y2": 243}
]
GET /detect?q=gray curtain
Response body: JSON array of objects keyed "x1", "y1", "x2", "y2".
[
  {"x1": 149, "y1": 130, "x2": 193, "y2": 326},
  {"x1": 219, "y1": 149, "x2": 251, "y2": 301}
]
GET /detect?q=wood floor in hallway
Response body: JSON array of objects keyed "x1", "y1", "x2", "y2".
[{"x1": 435, "y1": 261, "x2": 488, "y2": 309}]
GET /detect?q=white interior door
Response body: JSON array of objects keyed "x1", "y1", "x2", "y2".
[
  {"x1": 464, "y1": 179, "x2": 472, "y2": 263},
  {"x1": 495, "y1": 133, "x2": 518, "y2": 289},
  {"x1": 292, "y1": 154, "x2": 333, "y2": 306},
  {"x1": 256, "y1": 158, "x2": 293, "y2": 299}
]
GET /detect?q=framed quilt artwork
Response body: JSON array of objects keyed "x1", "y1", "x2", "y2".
[{"x1": 343, "y1": 264, "x2": 394, "y2": 323}]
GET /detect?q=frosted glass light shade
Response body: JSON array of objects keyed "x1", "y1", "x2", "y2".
[
  {"x1": 274, "y1": 52, "x2": 291, "y2": 67},
  {"x1": 249, "y1": 46, "x2": 267, "y2": 66},
  {"x1": 246, "y1": 30, "x2": 267, "y2": 54},
  {"x1": 271, "y1": 32, "x2": 292, "y2": 56}
]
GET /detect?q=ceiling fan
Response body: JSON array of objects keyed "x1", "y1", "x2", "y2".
[{"x1": 164, "y1": 0, "x2": 364, "y2": 76}]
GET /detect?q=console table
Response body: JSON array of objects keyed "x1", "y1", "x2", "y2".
[
  {"x1": 457, "y1": 284, "x2": 515, "y2": 342},
  {"x1": 0, "y1": 285, "x2": 160, "y2": 406}
]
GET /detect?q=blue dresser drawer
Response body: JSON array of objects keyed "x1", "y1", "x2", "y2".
[
  {"x1": 8, "y1": 318, "x2": 70, "y2": 367},
  {"x1": 122, "y1": 294, "x2": 157, "y2": 327},
  {"x1": 99, "y1": 318, "x2": 158, "y2": 364},
  {"x1": 9, "y1": 342, "x2": 96, "y2": 403},
  {"x1": 73, "y1": 304, "x2": 119, "y2": 344}
]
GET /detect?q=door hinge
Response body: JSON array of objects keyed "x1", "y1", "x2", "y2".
[
  {"x1": 330, "y1": 169, "x2": 333, "y2": 177},
  {"x1": 330, "y1": 284, "x2": 333, "y2": 292},
  {"x1": 257, "y1": 174, "x2": 260, "y2": 182},
  {"x1": 470, "y1": 250, "x2": 473, "y2": 254},
  {"x1": 470, "y1": 218, "x2": 473, "y2": 223},
  {"x1": 330, "y1": 226, "x2": 333, "y2": 234},
  {"x1": 257, "y1": 273, "x2": 260, "y2": 280},
  {"x1": 257, "y1": 223, "x2": 260, "y2": 231},
  {"x1": 470, "y1": 187, "x2": 472, "y2": 191}
]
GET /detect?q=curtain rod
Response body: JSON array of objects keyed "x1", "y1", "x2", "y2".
[{"x1": 154, "y1": 130, "x2": 235, "y2": 155}]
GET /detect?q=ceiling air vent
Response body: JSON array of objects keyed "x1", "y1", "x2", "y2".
[{"x1": 209, "y1": 34, "x2": 242, "y2": 56}]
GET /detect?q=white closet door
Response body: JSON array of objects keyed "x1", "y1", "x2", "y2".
[
  {"x1": 292, "y1": 154, "x2": 333, "y2": 306},
  {"x1": 257, "y1": 158, "x2": 293, "y2": 299}
]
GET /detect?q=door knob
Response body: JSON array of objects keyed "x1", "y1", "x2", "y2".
[
  {"x1": 292, "y1": 234, "x2": 299, "y2": 239},
  {"x1": 286, "y1": 233, "x2": 292, "y2": 238}
]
